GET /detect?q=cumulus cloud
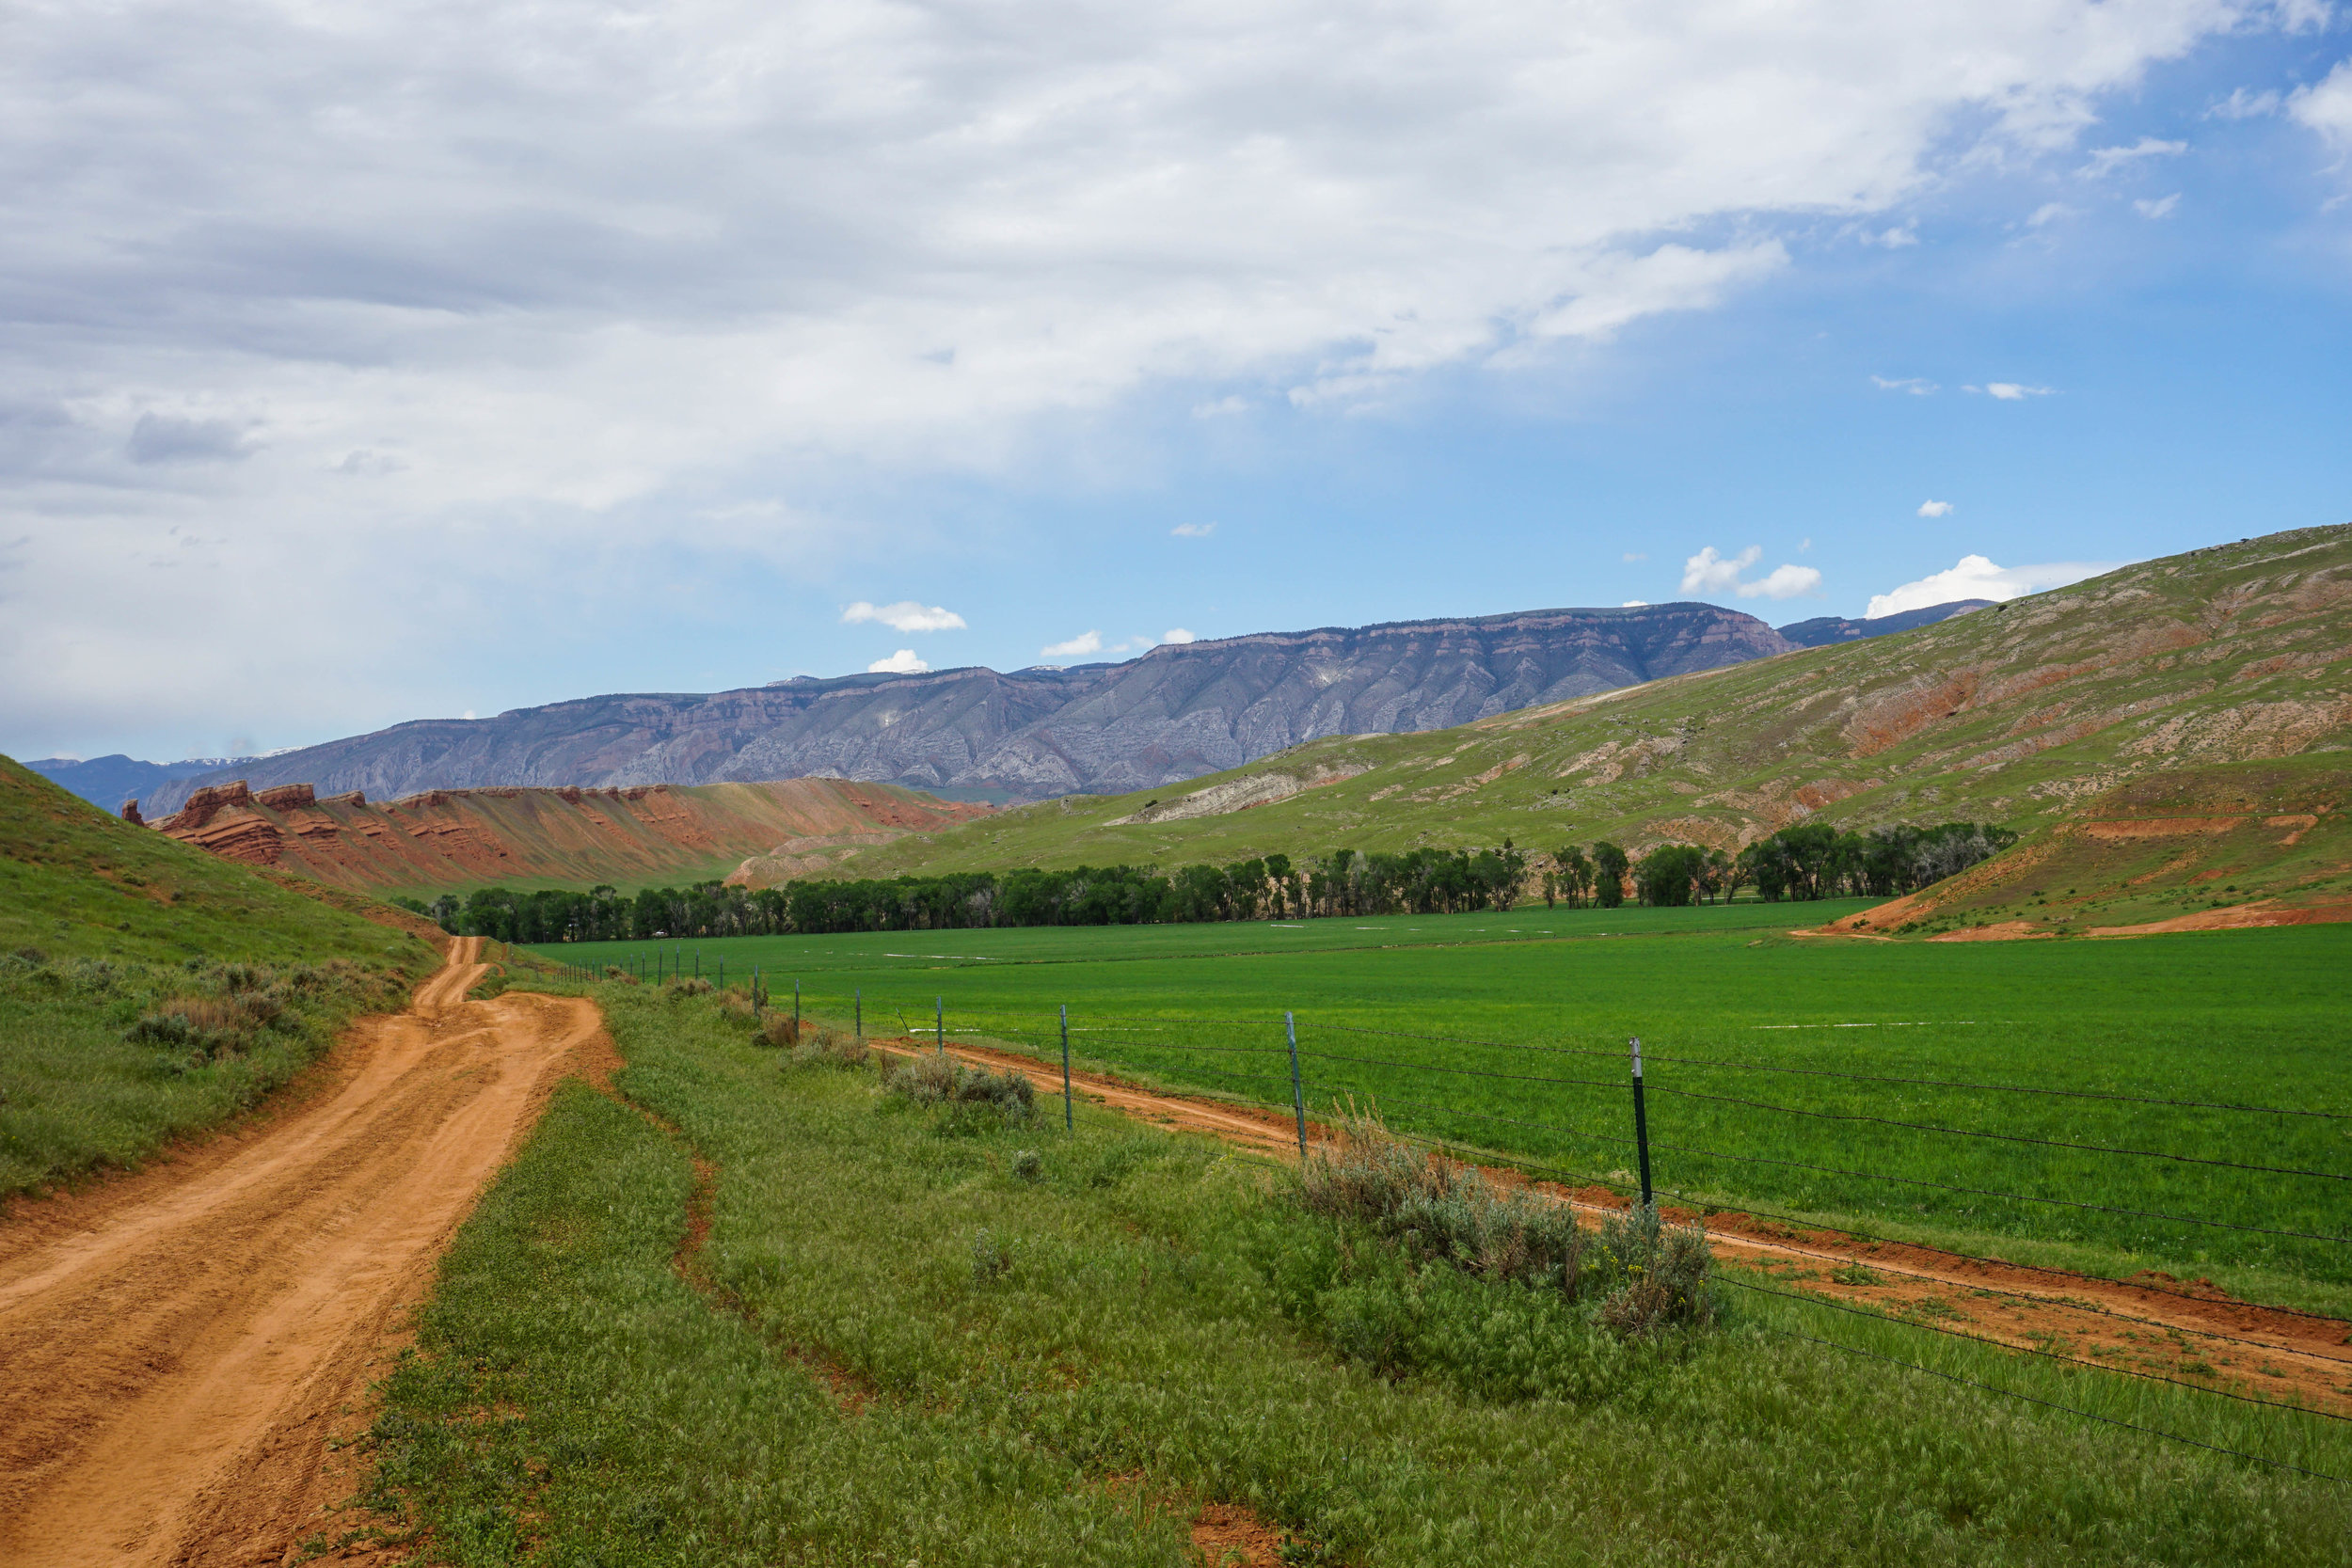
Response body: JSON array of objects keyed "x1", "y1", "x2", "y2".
[
  {"x1": 1975, "y1": 382, "x2": 2055, "y2": 400},
  {"x1": 2135, "y1": 192, "x2": 2183, "y2": 218},
  {"x1": 1170, "y1": 522, "x2": 1216, "y2": 538},
  {"x1": 1681, "y1": 545, "x2": 1763, "y2": 594},
  {"x1": 1918, "y1": 499, "x2": 1954, "y2": 517},
  {"x1": 1622, "y1": 599, "x2": 1651, "y2": 608},
  {"x1": 1681, "y1": 546, "x2": 1819, "y2": 601},
  {"x1": 0, "y1": 0, "x2": 2303, "y2": 749},
  {"x1": 1161, "y1": 627, "x2": 1198, "y2": 644},
  {"x1": 1041, "y1": 630, "x2": 1104, "y2": 658},
  {"x1": 1866, "y1": 554, "x2": 2119, "y2": 617},
  {"x1": 1871, "y1": 375, "x2": 1938, "y2": 394},
  {"x1": 867, "y1": 649, "x2": 930, "y2": 673},
  {"x1": 2290, "y1": 60, "x2": 2352, "y2": 153},
  {"x1": 842, "y1": 600, "x2": 967, "y2": 633},
  {"x1": 2076, "y1": 136, "x2": 2188, "y2": 177},
  {"x1": 1738, "y1": 563, "x2": 1824, "y2": 600}
]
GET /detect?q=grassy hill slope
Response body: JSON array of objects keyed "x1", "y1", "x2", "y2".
[
  {"x1": 155, "y1": 775, "x2": 992, "y2": 897},
  {"x1": 0, "y1": 755, "x2": 442, "y2": 1198},
  {"x1": 823, "y1": 527, "x2": 2351, "y2": 922}
]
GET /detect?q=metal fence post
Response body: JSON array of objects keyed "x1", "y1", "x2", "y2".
[
  {"x1": 854, "y1": 988, "x2": 862, "y2": 1039},
  {"x1": 936, "y1": 996, "x2": 945, "y2": 1053},
  {"x1": 1060, "y1": 1004, "x2": 1073, "y2": 1132},
  {"x1": 1629, "y1": 1035, "x2": 1654, "y2": 1208},
  {"x1": 794, "y1": 979, "x2": 802, "y2": 1032},
  {"x1": 1287, "y1": 1012, "x2": 1307, "y2": 1160}
]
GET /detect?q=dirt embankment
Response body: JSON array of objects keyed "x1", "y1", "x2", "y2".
[
  {"x1": 0, "y1": 939, "x2": 609, "y2": 1567},
  {"x1": 875, "y1": 1036, "x2": 2352, "y2": 1418}
]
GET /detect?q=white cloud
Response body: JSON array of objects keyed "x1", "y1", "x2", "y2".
[
  {"x1": 2135, "y1": 192, "x2": 2183, "y2": 218},
  {"x1": 1871, "y1": 375, "x2": 1938, "y2": 395},
  {"x1": 2209, "y1": 87, "x2": 2281, "y2": 119},
  {"x1": 1975, "y1": 382, "x2": 2055, "y2": 400},
  {"x1": 867, "y1": 649, "x2": 930, "y2": 674},
  {"x1": 1681, "y1": 545, "x2": 1763, "y2": 594},
  {"x1": 1622, "y1": 599, "x2": 1651, "y2": 608},
  {"x1": 1862, "y1": 222, "x2": 1920, "y2": 247},
  {"x1": 1170, "y1": 522, "x2": 1216, "y2": 538},
  {"x1": 0, "y1": 0, "x2": 2301, "y2": 749},
  {"x1": 1041, "y1": 630, "x2": 1104, "y2": 658},
  {"x1": 1682, "y1": 545, "x2": 1819, "y2": 600},
  {"x1": 1866, "y1": 554, "x2": 2119, "y2": 617},
  {"x1": 1191, "y1": 396, "x2": 1248, "y2": 419},
  {"x1": 2025, "y1": 201, "x2": 2074, "y2": 227},
  {"x1": 1161, "y1": 628, "x2": 1198, "y2": 644},
  {"x1": 1798, "y1": 536, "x2": 1813, "y2": 553},
  {"x1": 1622, "y1": 551, "x2": 1648, "y2": 562},
  {"x1": 2076, "y1": 136, "x2": 2188, "y2": 177},
  {"x1": 841, "y1": 600, "x2": 967, "y2": 633},
  {"x1": 1738, "y1": 563, "x2": 1824, "y2": 600},
  {"x1": 2290, "y1": 60, "x2": 2352, "y2": 154},
  {"x1": 1917, "y1": 499, "x2": 1954, "y2": 517}
]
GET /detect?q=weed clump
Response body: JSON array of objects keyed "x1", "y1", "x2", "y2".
[
  {"x1": 970, "y1": 1228, "x2": 1012, "y2": 1285},
  {"x1": 885, "y1": 1052, "x2": 1035, "y2": 1125},
  {"x1": 1012, "y1": 1148, "x2": 1043, "y2": 1182},
  {"x1": 788, "y1": 1026, "x2": 870, "y2": 1070},
  {"x1": 663, "y1": 976, "x2": 714, "y2": 999}
]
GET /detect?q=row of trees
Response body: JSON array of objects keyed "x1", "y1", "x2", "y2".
[{"x1": 398, "y1": 821, "x2": 2012, "y2": 942}]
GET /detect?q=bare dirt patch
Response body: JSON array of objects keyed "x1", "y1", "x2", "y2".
[
  {"x1": 1925, "y1": 920, "x2": 2052, "y2": 942},
  {"x1": 0, "y1": 939, "x2": 609, "y2": 1567}
]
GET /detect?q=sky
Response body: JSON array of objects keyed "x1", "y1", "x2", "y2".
[{"x1": 4, "y1": 0, "x2": 2350, "y2": 763}]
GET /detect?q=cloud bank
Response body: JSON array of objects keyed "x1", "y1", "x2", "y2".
[
  {"x1": 842, "y1": 601, "x2": 967, "y2": 633},
  {"x1": 1867, "y1": 554, "x2": 2120, "y2": 617}
]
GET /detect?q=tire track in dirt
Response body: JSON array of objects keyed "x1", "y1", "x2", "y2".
[
  {"x1": 871, "y1": 1036, "x2": 2352, "y2": 1418},
  {"x1": 0, "y1": 939, "x2": 609, "y2": 1567}
]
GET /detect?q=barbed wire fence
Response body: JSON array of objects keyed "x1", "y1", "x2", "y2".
[{"x1": 544, "y1": 958, "x2": 2352, "y2": 1483}]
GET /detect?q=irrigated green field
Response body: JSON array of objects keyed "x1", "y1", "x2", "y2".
[{"x1": 533, "y1": 909, "x2": 2352, "y2": 1308}]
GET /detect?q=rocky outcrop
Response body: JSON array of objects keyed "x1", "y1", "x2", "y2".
[
  {"x1": 255, "y1": 783, "x2": 315, "y2": 811},
  {"x1": 144, "y1": 602, "x2": 1797, "y2": 812},
  {"x1": 159, "y1": 782, "x2": 251, "y2": 833},
  {"x1": 119, "y1": 800, "x2": 143, "y2": 826}
]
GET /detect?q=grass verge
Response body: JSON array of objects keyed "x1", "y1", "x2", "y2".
[{"x1": 362, "y1": 980, "x2": 2352, "y2": 1565}]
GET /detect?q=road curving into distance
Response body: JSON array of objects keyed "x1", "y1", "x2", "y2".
[{"x1": 0, "y1": 938, "x2": 609, "y2": 1566}]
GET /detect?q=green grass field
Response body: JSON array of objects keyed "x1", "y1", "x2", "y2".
[
  {"x1": 358, "y1": 982, "x2": 2352, "y2": 1564},
  {"x1": 0, "y1": 756, "x2": 441, "y2": 1196},
  {"x1": 532, "y1": 907, "x2": 2352, "y2": 1308}
]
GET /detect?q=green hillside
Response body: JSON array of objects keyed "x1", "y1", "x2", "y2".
[
  {"x1": 0, "y1": 755, "x2": 442, "y2": 1197},
  {"x1": 831, "y1": 526, "x2": 2352, "y2": 927}
]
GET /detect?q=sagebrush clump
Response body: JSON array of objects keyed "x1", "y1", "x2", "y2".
[
  {"x1": 885, "y1": 1052, "x2": 1035, "y2": 1124},
  {"x1": 1299, "y1": 1105, "x2": 1714, "y2": 1339}
]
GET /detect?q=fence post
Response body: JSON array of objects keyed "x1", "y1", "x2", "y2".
[
  {"x1": 1287, "y1": 1012, "x2": 1307, "y2": 1161},
  {"x1": 1629, "y1": 1035, "x2": 1654, "y2": 1208},
  {"x1": 718, "y1": 956, "x2": 724, "y2": 990},
  {"x1": 1060, "y1": 1004, "x2": 1073, "y2": 1132},
  {"x1": 936, "y1": 996, "x2": 945, "y2": 1054},
  {"x1": 855, "y1": 988, "x2": 862, "y2": 1039},
  {"x1": 795, "y1": 979, "x2": 802, "y2": 1032}
]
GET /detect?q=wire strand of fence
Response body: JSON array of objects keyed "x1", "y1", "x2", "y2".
[
  {"x1": 1720, "y1": 1275, "x2": 2352, "y2": 1427},
  {"x1": 1334, "y1": 1120, "x2": 2352, "y2": 1325},
  {"x1": 1318, "y1": 1022, "x2": 2346, "y2": 1120},
  {"x1": 1755, "y1": 1325, "x2": 2347, "y2": 1485},
  {"x1": 1718, "y1": 1239, "x2": 2352, "y2": 1368},
  {"x1": 1644, "y1": 1082, "x2": 2352, "y2": 1182}
]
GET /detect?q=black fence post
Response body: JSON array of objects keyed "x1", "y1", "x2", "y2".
[
  {"x1": 1629, "y1": 1035, "x2": 1654, "y2": 1207},
  {"x1": 936, "y1": 996, "x2": 945, "y2": 1054},
  {"x1": 1287, "y1": 1012, "x2": 1307, "y2": 1160},
  {"x1": 1060, "y1": 1004, "x2": 1073, "y2": 1132},
  {"x1": 854, "y1": 988, "x2": 862, "y2": 1039},
  {"x1": 794, "y1": 979, "x2": 802, "y2": 1033}
]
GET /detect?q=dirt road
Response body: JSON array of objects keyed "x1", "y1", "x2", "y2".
[
  {"x1": 875, "y1": 1035, "x2": 2352, "y2": 1418},
  {"x1": 0, "y1": 939, "x2": 605, "y2": 1567}
]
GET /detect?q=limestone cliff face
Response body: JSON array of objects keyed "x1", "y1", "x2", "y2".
[{"x1": 145, "y1": 602, "x2": 1794, "y2": 812}]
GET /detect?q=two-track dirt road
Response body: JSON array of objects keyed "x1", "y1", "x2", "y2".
[{"x1": 0, "y1": 940, "x2": 605, "y2": 1567}]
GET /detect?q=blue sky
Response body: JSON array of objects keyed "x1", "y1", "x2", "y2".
[{"x1": 3, "y1": 1, "x2": 2348, "y2": 762}]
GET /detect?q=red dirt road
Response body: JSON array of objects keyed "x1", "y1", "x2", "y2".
[{"x1": 0, "y1": 940, "x2": 606, "y2": 1566}]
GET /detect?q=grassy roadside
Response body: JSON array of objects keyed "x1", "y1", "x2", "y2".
[
  {"x1": 0, "y1": 756, "x2": 441, "y2": 1197},
  {"x1": 361, "y1": 980, "x2": 2352, "y2": 1565}
]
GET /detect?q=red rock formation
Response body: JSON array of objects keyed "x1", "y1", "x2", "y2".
[
  {"x1": 160, "y1": 782, "x2": 251, "y2": 833},
  {"x1": 255, "y1": 783, "x2": 316, "y2": 811},
  {"x1": 120, "y1": 800, "x2": 145, "y2": 826}
]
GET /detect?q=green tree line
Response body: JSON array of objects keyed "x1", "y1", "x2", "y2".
[{"x1": 392, "y1": 819, "x2": 2010, "y2": 942}]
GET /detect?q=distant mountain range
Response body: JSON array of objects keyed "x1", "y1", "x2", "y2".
[{"x1": 34, "y1": 598, "x2": 1989, "y2": 816}]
